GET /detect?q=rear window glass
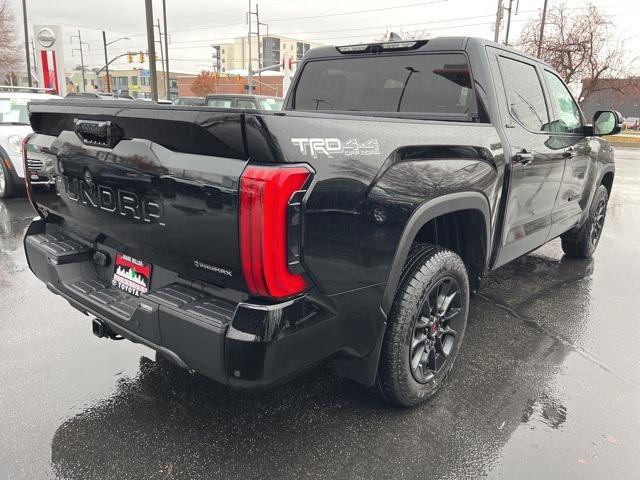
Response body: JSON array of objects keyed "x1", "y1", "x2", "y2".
[{"x1": 293, "y1": 53, "x2": 477, "y2": 119}]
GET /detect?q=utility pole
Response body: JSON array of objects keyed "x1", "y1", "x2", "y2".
[
  {"x1": 493, "y1": 0, "x2": 503, "y2": 43},
  {"x1": 145, "y1": 0, "x2": 158, "y2": 102},
  {"x1": 156, "y1": 19, "x2": 166, "y2": 99},
  {"x1": 162, "y1": 0, "x2": 170, "y2": 100},
  {"x1": 71, "y1": 30, "x2": 88, "y2": 92},
  {"x1": 21, "y1": 0, "x2": 32, "y2": 86},
  {"x1": 247, "y1": 3, "x2": 268, "y2": 95},
  {"x1": 102, "y1": 31, "x2": 110, "y2": 93},
  {"x1": 504, "y1": 0, "x2": 514, "y2": 45},
  {"x1": 256, "y1": 3, "x2": 261, "y2": 94},
  {"x1": 247, "y1": 0, "x2": 253, "y2": 94},
  {"x1": 537, "y1": 0, "x2": 549, "y2": 58}
]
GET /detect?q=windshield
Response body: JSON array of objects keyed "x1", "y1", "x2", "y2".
[
  {"x1": 293, "y1": 53, "x2": 478, "y2": 120},
  {"x1": 0, "y1": 98, "x2": 30, "y2": 124}
]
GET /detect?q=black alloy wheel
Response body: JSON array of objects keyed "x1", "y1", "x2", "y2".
[
  {"x1": 590, "y1": 196, "x2": 606, "y2": 249},
  {"x1": 410, "y1": 276, "x2": 463, "y2": 384}
]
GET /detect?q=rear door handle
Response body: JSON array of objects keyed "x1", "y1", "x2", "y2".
[
  {"x1": 513, "y1": 150, "x2": 534, "y2": 166},
  {"x1": 563, "y1": 147, "x2": 577, "y2": 159}
]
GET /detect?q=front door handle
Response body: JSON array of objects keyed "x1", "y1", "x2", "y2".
[
  {"x1": 563, "y1": 146, "x2": 577, "y2": 159},
  {"x1": 513, "y1": 149, "x2": 534, "y2": 166}
]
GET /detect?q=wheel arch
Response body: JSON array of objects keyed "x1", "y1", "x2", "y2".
[
  {"x1": 600, "y1": 168, "x2": 614, "y2": 197},
  {"x1": 381, "y1": 191, "x2": 491, "y2": 315}
]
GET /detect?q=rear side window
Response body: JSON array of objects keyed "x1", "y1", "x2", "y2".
[
  {"x1": 236, "y1": 99, "x2": 257, "y2": 109},
  {"x1": 293, "y1": 53, "x2": 478, "y2": 120},
  {"x1": 258, "y1": 98, "x2": 283, "y2": 111},
  {"x1": 498, "y1": 56, "x2": 549, "y2": 131},
  {"x1": 207, "y1": 98, "x2": 233, "y2": 108}
]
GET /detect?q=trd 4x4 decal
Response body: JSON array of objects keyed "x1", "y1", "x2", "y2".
[{"x1": 291, "y1": 138, "x2": 380, "y2": 158}]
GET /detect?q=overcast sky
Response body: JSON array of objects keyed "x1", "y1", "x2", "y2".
[{"x1": 7, "y1": 0, "x2": 640, "y2": 74}]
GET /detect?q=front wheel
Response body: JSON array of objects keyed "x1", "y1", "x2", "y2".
[
  {"x1": 561, "y1": 185, "x2": 609, "y2": 259},
  {"x1": 376, "y1": 246, "x2": 469, "y2": 407},
  {"x1": 0, "y1": 158, "x2": 19, "y2": 199}
]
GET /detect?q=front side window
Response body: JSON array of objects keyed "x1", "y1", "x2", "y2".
[
  {"x1": 293, "y1": 53, "x2": 478, "y2": 120},
  {"x1": 498, "y1": 56, "x2": 549, "y2": 131},
  {"x1": 544, "y1": 71, "x2": 583, "y2": 134}
]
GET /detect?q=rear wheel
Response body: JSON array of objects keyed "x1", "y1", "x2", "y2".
[
  {"x1": 376, "y1": 246, "x2": 469, "y2": 407},
  {"x1": 0, "y1": 158, "x2": 18, "y2": 199},
  {"x1": 561, "y1": 185, "x2": 608, "y2": 259}
]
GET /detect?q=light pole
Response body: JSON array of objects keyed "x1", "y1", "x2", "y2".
[
  {"x1": 21, "y1": 0, "x2": 32, "y2": 87},
  {"x1": 102, "y1": 33, "x2": 129, "y2": 93}
]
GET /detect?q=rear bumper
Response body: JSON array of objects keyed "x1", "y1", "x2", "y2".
[{"x1": 24, "y1": 219, "x2": 338, "y2": 389}]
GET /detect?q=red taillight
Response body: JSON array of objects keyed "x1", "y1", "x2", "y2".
[{"x1": 240, "y1": 164, "x2": 311, "y2": 299}]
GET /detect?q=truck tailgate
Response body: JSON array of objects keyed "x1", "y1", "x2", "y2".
[{"x1": 27, "y1": 101, "x2": 249, "y2": 291}]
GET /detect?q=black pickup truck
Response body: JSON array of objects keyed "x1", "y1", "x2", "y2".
[{"x1": 22, "y1": 37, "x2": 620, "y2": 406}]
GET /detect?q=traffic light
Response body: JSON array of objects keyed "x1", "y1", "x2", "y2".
[
  {"x1": 139, "y1": 52, "x2": 145, "y2": 63},
  {"x1": 127, "y1": 52, "x2": 133, "y2": 63},
  {"x1": 236, "y1": 74, "x2": 241, "y2": 81}
]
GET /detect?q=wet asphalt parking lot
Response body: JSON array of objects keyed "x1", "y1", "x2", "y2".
[{"x1": 1, "y1": 148, "x2": 639, "y2": 480}]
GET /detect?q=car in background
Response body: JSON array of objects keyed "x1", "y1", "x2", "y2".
[
  {"x1": 173, "y1": 96, "x2": 205, "y2": 106},
  {"x1": 0, "y1": 88, "x2": 62, "y2": 198},
  {"x1": 204, "y1": 94, "x2": 283, "y2": 111}
]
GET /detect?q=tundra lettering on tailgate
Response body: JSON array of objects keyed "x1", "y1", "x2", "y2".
[{"x1": 60, "y1": 175, "x2": 164, "y2": 225}]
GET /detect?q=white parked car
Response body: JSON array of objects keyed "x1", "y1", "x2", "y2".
[{"x1": 0, "y1": 88, "x2": 62, "y2": 198}]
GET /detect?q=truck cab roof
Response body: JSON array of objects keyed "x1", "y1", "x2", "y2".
[{"x1": 304, "y1": 36, "x2": 550, "y2": 68}]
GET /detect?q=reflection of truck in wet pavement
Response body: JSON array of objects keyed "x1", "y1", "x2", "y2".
[{"x1": 22, "y1": 37, "x2": 620, "y2": 406}]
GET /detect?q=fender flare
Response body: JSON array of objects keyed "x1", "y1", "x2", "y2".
[
  {"x1": 598, "y1": 164, "x2": 615, "y2": 189},
  {"x1": 381, "y1": 191, "x2": 491, "y2": 314}
]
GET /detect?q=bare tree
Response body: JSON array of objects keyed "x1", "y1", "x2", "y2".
[
  {"x1": 374, "y1": 30, "x2": 431, "y2": 42},
  {"x1": 0, "y1": 0, "x2": 23, "y2": 83},
  {"x1": 517, "y1": 2, "x2": 632, "y2": 104}
]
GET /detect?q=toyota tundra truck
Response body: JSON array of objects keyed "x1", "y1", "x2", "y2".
[{"x1": 21, "y1": 37, "x2": 620, "y2": 406}]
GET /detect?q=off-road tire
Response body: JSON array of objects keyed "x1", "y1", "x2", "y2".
[
  {"x1": 561, "y1": 185, "x2": 609, "y2": 259},
  {"x1": 375, "y1": 245, "x2": 469, "y2": 407}
]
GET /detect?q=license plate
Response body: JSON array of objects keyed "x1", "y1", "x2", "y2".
[{"x1": 112, "y1": 253, "x2": 152, "y2": 297}]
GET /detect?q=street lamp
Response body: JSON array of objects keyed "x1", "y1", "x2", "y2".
[{"x1": 102, "y1": 32, "x2": 129, "y2": 93}]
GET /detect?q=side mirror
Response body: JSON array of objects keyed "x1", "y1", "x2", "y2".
[{"x1": 593, "y1": 110, "x2": 623, "y2": 136}]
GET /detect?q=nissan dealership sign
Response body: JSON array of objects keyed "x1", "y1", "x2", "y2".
[
  {"x1": 33, "y1": 24, "x2": 66, "y2": 96},
  {"x1": 36, "y1": 27, "x2": 56, "y2": 49}
]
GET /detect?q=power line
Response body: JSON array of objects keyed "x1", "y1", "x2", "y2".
[{"x1": 265, "y1": 0, "x2": 447, "y2": 22}]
